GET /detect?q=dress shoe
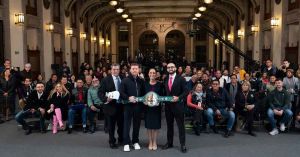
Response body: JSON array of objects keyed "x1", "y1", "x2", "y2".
[
  {"x1": 162, "y1": 143, "x2": 173, "y2": 150},
  {"x1": 224, "y1": 130, "x2": 232, "y2": 138},
  {"x1": 110, "y1": 143, "x2": 118, "y2": 149},
  {"x1": 210, "y1": 125, "x2": 218, "y2": 134},
  {"x1": 180, "y1": 145, "x2": 187, "y2": 153},
  {"x1": 83, "y1": 127, "x2": 87, "y2": 133},
  {"x1": 67, "y1": 127, "x2": 72, "y2": 134},
  {"x1": 25, "y1": 127, "x2": 32, "y2": 135},
  {"x1": 89, "y1": 125, "x2": 95, "y2": 134}
]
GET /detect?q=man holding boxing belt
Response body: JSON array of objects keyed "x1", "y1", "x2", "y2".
[{"x1": 162, "y1": 62, "x2": 188, "y2": 153}]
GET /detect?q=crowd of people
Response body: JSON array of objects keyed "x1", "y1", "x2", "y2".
[{"x1": 0, "y1": 57, "x2": 300, "y2": 153}]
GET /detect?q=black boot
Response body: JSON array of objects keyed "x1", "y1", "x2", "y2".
[
  {"x1": 247, "y1": 124, "x2": 256, "y2": 137},
  {"x1": 67, "y1": 127, "x2": 72, "y2": 134},
  {"x1": 194, "y1": 122, "x2": 201, "y2": 136},
  {"x1": 25, "y1": 126, "x2": 32, "y2": 135},
  {"x1": 89, "y1": 125, "x2": 95, "y2": 134},
  {"x1": 210, "y1": 125, "x2": 218, "y2": 134}
]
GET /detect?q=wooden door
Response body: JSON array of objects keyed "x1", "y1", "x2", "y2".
[
  {"x1": 27, "y1": 50, "x2": 40, "y2": 79},
  {"x1": 285, "y1": 46, "x2": 299, "y2": 65}
]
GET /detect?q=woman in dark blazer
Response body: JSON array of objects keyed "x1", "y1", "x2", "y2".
[
  {"x1": 235, "y1": 81, "x2": 257, "y2": 136},
  {"x1": 0, "y1": 69, "x2": 16, "y2": 121}
]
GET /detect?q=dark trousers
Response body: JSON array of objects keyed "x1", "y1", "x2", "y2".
[
  {"x1": 123, "y1": 104, "x2": 141, "y2": 145},
  {"x1": 192, "y1": 109, "x2": 203, "y2": 130},
  {"x1": 107, "y1": 105, "x2": 124, "y2": 144},
  {"x1": 165, "y1": 105, "x2": 185, "y2": 145},
  {"x1": 88, "y1": 105, "x2": 101, "y2": 126},
  {"x1": 15, "y1": 109, "x2": 45, "y2": 130},
  {"x1": 239, "y1": 109, "x2": 255, "y2": 132}
]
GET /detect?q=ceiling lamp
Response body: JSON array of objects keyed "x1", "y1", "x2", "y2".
[
  {"x1": 126, "y1": 18, "x2": 132, "y2": 22},
  {"x1": 122, "y1": 13, "x2": 129, "y2": 19},
  {"x1": 204, "y1": 0, "x2": 213, "y2": 4},
  {"x1": 198, "y1": 6, "x2": 207, "y2": 12},
  {"x1": 195, "y1": 13, "x2": 202, "y2": 17},
  {"x1": 109, "y1": 0, "x2": 118, "y2": 6},
  {"x1": 192, "y1": 17, "x2": 198, "y2": 20},
  {"x1": 116, "y1": 7, "x2": 124, "y2": 13}
]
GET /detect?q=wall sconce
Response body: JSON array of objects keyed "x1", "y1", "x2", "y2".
[
  {"x1": 92, "y1": 37, "x2": 97, "y2": 42},
  {"x1": 116, "y1": 7, "x2": 124, "y2": 13},
  {"x1": 237, "y1": 29, "x2": 244, "y2": 38},
  {"x1": 46, "y1": 23, "x2": 54, "y2": 32},
  {"x1": 80, "y1": 32, "x2": 87, "y2": 39},
  {"x1": 122, "y1": 13, "x2": 129, "y2": 19},
  {"x1": 227, "y1": 34, "x2": 233, "y2": 42},
  {"x1": 66, "y1": 28, "x2": 74, "y2": 36},
  {"x1": 271, "y1": 17, "x2": 279, "y2": 28},
  {"x1": 195, "y1": 13, "x2": 202, "y2": 18},
  {"x1": 126, "y1": 18, "x2": 132, "y2": 22},
  {"x1": 15, "y1": 13, "x2": 25, "y2": 25},
  {"x1": 198, "y1": 6, "x2": 207, "y2": 12},
  {"x1": 204, "y1": 0, "x2": 213, "y2": 4},
  {"x1": 106, "y1": 40, "x2": 111, "y2": 46},
  {"x1": 251, "y1": 25, "x2": 259, "y2": 33},
  {"x1": 109, "y1": 0, "x2": 118, "y2": 6},
  {"x1": 99, "y1": 38, "x2": 104, "y2": 44},
  {"x1": 214, "y1": 39, "x2": 219, "y2": 44}
]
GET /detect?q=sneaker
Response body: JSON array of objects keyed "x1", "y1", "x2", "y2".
[
  {"x1": 47, "y1": 123, "x2": 52, "y2": 131},
  {"x1": 133, "y1": 143, "x2": 141, "y2": 150},
  {"x1": 279, "y1": 123, "x2": 286, "y2": 132},
  {"x1": 269, "y1": 128, "x2": 279, "y2": 136},
  {"x1": 123, "y1": 145, "x2": 130, "y2": 152}
]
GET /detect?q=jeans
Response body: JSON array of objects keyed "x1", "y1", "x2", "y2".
[
  {"x1": 205, "y1": 108, "x2": 235, "y2": 131},
  {"x1": 15, "y1": 109, "x2": 45, "y2": 130},
  {"x1": 68, "y1": 104, "x2": 87, "y2": 128},
  {"x1": 267, "y1": 108, "x2": 293, "y2": 129}
]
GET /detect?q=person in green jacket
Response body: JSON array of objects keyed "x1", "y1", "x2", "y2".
[{"x1": 267, "y1": 79, "x2": 293, "y2": 136}]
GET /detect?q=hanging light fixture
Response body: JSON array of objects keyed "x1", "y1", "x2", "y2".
[
  {"x1": 99, "y1": 38, "x2": 104, "y2": 44},
  {"x1": 106, "y1": 40, "x2": 111, "y2": 46},
  {"x1": 192, "y1": 17, "x2": 198, "y2": 20},
  {"x1": 92, "y1": 37, "x2": 97, "y2": 42},
  {"x1": 195, "y1": 13, "x2": 202, "y2": 17},
  {"x1": 116, "y1": 7, "x2": 124, "y2": 13},
  {"x1": 198, "y1": 6, "x2": 207, "y2": 12},
  {"x1": 214, "y1": 39, "x2": 219, "y2": 44},
  {"x1": 126, "y1": 18, "x2": 132, "y2": 22},
  {"x1": 80, "y1": 32, "x2": 87, "y2": 39},
  {"x1": 109, "y1": 0, "x2": 118, "y2": 6},
  {"x1": 251, "y1": 25, "x2": 259, "y2": 33},
  {"x1": 122, "y1": 13, "x2": 129, "y2": 19},
  {"x1": 204, "y1": 0, "x2": 213, "y2": 4}
]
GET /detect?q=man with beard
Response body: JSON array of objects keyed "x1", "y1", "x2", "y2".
[{"x1": 162, "y1": 62, "x2": 188, "y2": 153}]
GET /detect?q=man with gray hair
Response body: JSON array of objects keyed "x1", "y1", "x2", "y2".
[
  {"x1": 21, "y1": 63, "x2": 33, "y2": 81},
  {"x1": 99, "y1": 63, "x2": 124, "y2": 149}
]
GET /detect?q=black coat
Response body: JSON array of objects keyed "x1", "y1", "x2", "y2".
[
  {"x1": 99, "y1": 75, "x2": 123, "y2": 116},
  {"x1": 206, "y1": 88, "x2": 233, "y2": 111},
  {"x1": 48, "y1": 92, "x2": 70, "y2": 109},
  {"x1": 164, "y1": 74, "x2": 188, "y2": 114},
  {"x1": 235, "y1": 91, "x2": 256, "y2": 112},
  {"x1": 120, "y1": 74, "x2": 145, "y2": 101},
  {"x1": 0, "y1": 76, "x2": 16, "y2": 105},
  {"x1": 24, "y1": 91, "x2": 48, "y2": 110}
]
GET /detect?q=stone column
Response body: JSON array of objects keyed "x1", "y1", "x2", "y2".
[
  {"x1": 79, "y1": 23, "x2": 85, "y2": 63},
  {"x1": 239, "y1": 20, "x2": 246, "y2": 68},
  {"x1": 110, "y1": 22, "x2": 117, "y2": 63},
  {"x1": 41, "y1": 0, "x2": 53, "y2": 79},
  {"x1": 8, "y1": 0, "x2": 25, "y2": 69}
]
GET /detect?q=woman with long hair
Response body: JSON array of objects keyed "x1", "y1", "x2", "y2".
[
  {"x1": 0, "y1": 69, "x2": 16, "y2": 121},
  {"x1": 47, "y1": 83, "x2": 70, "y2": 134}
]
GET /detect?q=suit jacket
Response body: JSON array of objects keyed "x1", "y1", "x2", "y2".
[
  {"x1": 99, "y1": 75, "x2": 123, "y2": 116},
  {"x1": 24, "y1": 91, "x2": 48, "y2": 110},
  {"x1": 164, "y1": 74, "x2": 188, "y2": 114}
]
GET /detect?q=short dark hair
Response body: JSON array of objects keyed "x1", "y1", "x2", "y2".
[
  {"x1": 130, "y1": 63, "x2": 140, "y2": 68},
  {"x1": 211, "y1": 79, "x2": 220, "y2": 84},
  {"x1": 230, "y1": 74, "x2": 237, "y2": 79},
  {"x1": 36, "y1": 82, "x2": 45, "y2": 86},
  {"x1": 275, "y1": 78, "x2": 283, "y2": 82}
]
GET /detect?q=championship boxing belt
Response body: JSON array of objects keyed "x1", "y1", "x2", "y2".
[{"x1": 106, "y1": 91, "x2": 175, "y2": 107}]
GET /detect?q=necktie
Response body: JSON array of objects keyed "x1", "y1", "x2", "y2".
[{"x1": 168, "y1": 76, "x2": 173, "y2": 91}]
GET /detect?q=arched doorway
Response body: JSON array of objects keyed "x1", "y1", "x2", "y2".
[
  {"x1": 139, "y1": 30, "x2": 159, "y2": 53},
  {"x1": 165, "y1": 30, "x2": 185, "y2": 59}
]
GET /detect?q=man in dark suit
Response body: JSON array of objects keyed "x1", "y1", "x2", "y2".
[
  {"x1": 162, "y1": 62, "x2": 188, "y2": 153},
  {"x1": 119, "y1": 63, "x2": 145, "y2": 152},
  {"x1": 15, "y1": 82, "x2": 48, "y2": 135},
  {"x1": 99, "y1": 64, "x2": 124, "y2": 149},
  {"x1": 224, "y1": 74, "x2": 242, "y2": 106}
]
